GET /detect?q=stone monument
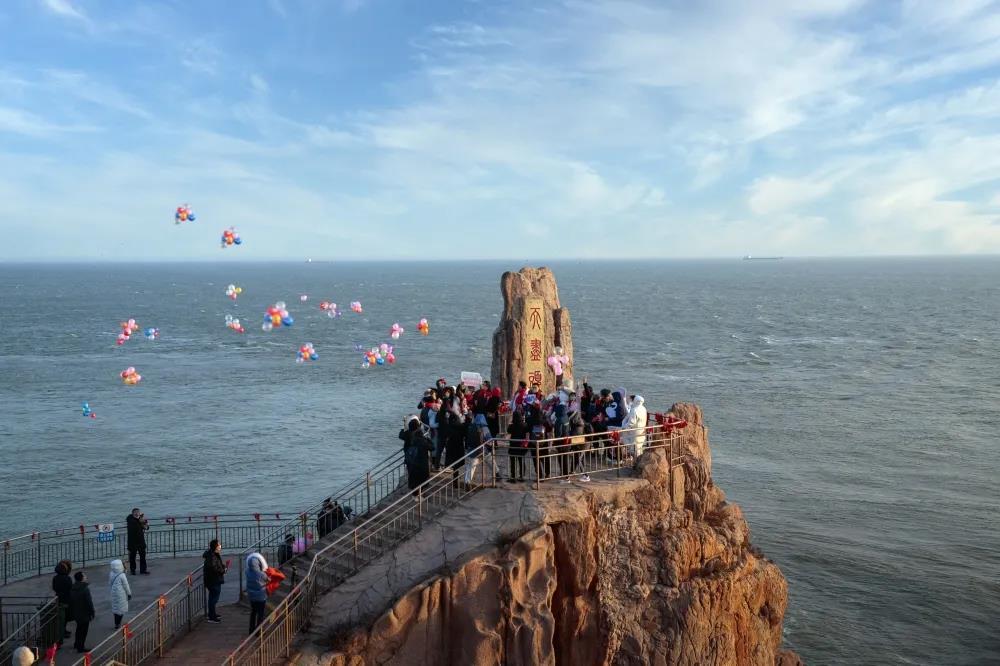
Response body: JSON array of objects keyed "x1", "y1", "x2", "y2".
[{"x1": 491, "y1": 267, "x2": 574, "y2": 397}]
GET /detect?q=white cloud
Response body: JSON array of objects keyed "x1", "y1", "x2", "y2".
[
  {"x1": 249, "y1": 74, "x2": 269, "y2": 95},
  {"x1": 747, "y1": 176, "x2": 833, "y2": 216},
  {"x1": 39, "y1": 0, "x2": 86, "y2": 21},
  {"x1": 0, "y1": 105, "x2": 98, "y2": 137}
]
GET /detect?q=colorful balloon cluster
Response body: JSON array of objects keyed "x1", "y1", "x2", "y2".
[
  {"x1": 319, "y1": 301, "x2": 342, "y2": 318},
  {"x1": 225, "y1": 284, "x2": 242, "y2": 301},
  {"x1": 120, "y1": 367, "x2": 142, "y2": 385},
  {"x1": 220, "y1": 227, "x2": 242, "y2": 248},
  {"x1": 144, "y1": 327, "x2": 159, "y2": 341},
  {"x1": 117, "y1": 319, "x2": 139, "y2": 345},
  {"x1": 350, "y1": 301, "x2": 363, "y2": 314},
  {"x1": 175, "y1": 205, "x2": 196, "y2": 224},
  {"x1": 262, "y1": 302, "x2": 293, "y2": 331},
  {"x1": 81, "y1": 402, "x2": 95, "y2": 419},
  {"x1": 417, "y1": 318, "x2": 429, "y2": 335},
  {"x1": 389, "y1": 323, "x2": 405, "y2": 339},
  {"x1": 225, "y1": 314, "x2": 245, "y2": 333},
  {"x1": 296, "y1": 342, "x2": 318, "y2": 364},
  {"x1": 362, "y1": 343, "x2": 395, "y2": 368}
]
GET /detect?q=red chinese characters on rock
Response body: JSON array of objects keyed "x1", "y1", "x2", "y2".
[
  {"x1": 529, "y1": 338, "x2": 543, "y2": 362},
  {"x1": 528, "y1": 370, "x2": 543, "y2": 386}
]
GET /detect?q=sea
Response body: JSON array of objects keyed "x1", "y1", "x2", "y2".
[{"x1": 0, "y1": 258, "x2": 997, "y2": 665}]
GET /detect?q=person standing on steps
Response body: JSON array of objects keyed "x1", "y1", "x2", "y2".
[
  {"x1": 277, "y1": 534, "x2": 295, "y2": 566},
  {"x1": 108, "y1": 559, "x2": 132, "y2": 629},
  {"x1": 126, "y1": 508, "x2": 150, "y2": 575},
  {"x1": 245, "y1": 553, "x2": 271, "y2": 634},
  {"x1": 52, "y1": 560, "x2": 74, "y2": 646},
  {"x1": 203, "y1": 539, "x2": 227, "y2": 623},
  {"x1": 70, "y1": 571, "x2": 95, "y2": 653}
]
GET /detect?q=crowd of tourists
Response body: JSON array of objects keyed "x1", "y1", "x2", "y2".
[{"x1": 399, "y1": 376, "x2": 649, "y2": 489}]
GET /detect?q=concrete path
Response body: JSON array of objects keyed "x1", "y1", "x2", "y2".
[{"x1": 1, "y1": 555, "x2": 240, "y2": 665}]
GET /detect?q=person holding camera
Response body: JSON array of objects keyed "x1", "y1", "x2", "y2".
[{"x1": 126, "y1": 508, "x2": 150, "y2": 575}]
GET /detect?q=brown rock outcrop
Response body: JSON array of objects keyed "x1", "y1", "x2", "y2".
[
  {"x1": 294, "y1": 404, "x2": 800, "y2": 666},
  {"x1": 490, "y1": 266, "x2": 574, "y2": 396}
]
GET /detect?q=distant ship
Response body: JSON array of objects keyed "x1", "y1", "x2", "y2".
[{"x1": 743, "y1": 255, "x2": 783, "y2": 260}]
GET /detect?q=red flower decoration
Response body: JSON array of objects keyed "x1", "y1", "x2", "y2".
[{"x1": 123, "y1": 623, "x2": 134, "y2": 640}]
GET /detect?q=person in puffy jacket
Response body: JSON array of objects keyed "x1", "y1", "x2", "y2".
[
  {"x1": 11, "y1": 646, "x2": 34, "y2": 666},
  {"x1": 108, "y1": 559, "x2": 132, "y2": 629},
  {"x1": 245, "y1": 553, "x2": 270, "y2": 635},
  {"x1": 400, "y1": 418, "x2": 433, "y2": 494},
  {"x1": 203, "y1": 539, "x2": 226, "y2": 623},
  {"x1": 52, "y1": 560, "x2": 74, "y2": 643},
  {"x1": 621, "y1": 395, "x2": 648, "y2": 459}
]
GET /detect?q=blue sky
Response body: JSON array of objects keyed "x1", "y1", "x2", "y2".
[{"x1": 2, "y1": 0, "x2": 1000, "y2": 260}]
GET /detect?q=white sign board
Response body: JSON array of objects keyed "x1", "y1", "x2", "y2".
[
  {"x1": 97, "y1": 523, "x2": 115, "y2": 543},
  {"x1": 460, "y1": 371, "x2": 483, "y2": 389}
]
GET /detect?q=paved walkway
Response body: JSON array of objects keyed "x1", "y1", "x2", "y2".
[{"x1": 1, "y1": 555, "x2": 240, "y2": 665}]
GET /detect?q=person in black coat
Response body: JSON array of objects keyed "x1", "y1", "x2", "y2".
[
  {"x1": 69, "y1": 571, "x2": 95, "y2": 653},
  {"x1": 52, "y1": 560, "x2": 74, "y2": 643},
  {"x1": 202, "y1": 539, "x2": 226, "y2": 623},
  {"x1": 400, "y1": 418, "x2": 433, "y2": 494},
  {"x1": 126, "y1": 508, "x2": 149, "y2": 575}
]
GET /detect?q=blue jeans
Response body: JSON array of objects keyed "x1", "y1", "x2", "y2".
[{"x1": 206, "y1": 584, "x2": 222, "y2": 620}]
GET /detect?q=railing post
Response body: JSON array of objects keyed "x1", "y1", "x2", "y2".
[
  {"x1": 365, "y1": 471, "x2": 372, "y2": 514},
  {"x1": 417, "y1": 487, "x2": 423, "y2": 528},
  {"x1": 156, "y1": 596, "x2": 165, "y2": 657},
  {"x1": 37, "y1": 533, "x2": 41, "y2": 577},
  {"x1": 186, "y1": 575, "x2": 193, "y2": 633},
  {"x1": 81, "y1": 527, "x2": 86, "y2": 570},
  {"x1": 3, "y1": 539, "x2": 7, "y2": 585},
  {"x1": 352, "y1": 529, "x2": 359, "y2": 570},
  {"x1": 258, "y1": 619, "x2": 265, "y2": 666},
  {"x1": 172, "y1": 521, "x2": 176, "y2": 559},
  {"x1": 239, "y1": 559, "x2": 245, "y2": 602},
  {"x1": 534, "y1": 439, "x2": 540, "y2": 491}
]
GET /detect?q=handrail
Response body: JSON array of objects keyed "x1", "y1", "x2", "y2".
[
  {"x1": 0, "y1": 596, "x2": 58, "y2": 664},
  {"x1": 69, "y1": 448, "x2": 407, "y2": 666},
  {"x1": 223, "y1": 441, "x2": 494, "y2": 666},
  {"x1": 223, "y1": 419, "x2": 687, "y2": 665}
]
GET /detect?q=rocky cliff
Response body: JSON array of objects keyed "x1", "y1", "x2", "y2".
[{"x1": 293, "y1": 404, "x2": 802, "y2": 666}]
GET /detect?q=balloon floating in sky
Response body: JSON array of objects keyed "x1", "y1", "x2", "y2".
[
  {"x1": 143, "y1": 327, "x2": 159, "y2": 341},
  {"x1": 120, "y1": 367, "x2": 142, "y2": 385},
  {"x1": 175, "y1": 205, "x2": 196, "y2": 224},
  {"x1": 225, "y1": 314, "x2": 245, "y2": 333},
  {"x1": 225, "y1": 284, "x2": 242, "y2": 301},
  {"x1": 117, "y1": 319, "x2": 139, "y2": 346},
  {"x1": 262, "y1": 301, "x2": 293, "y2": 331},
  {"x1": 296, "y1": 342, "x2": 319, "y2": 364},
  {"x1": 220, "y1": 227, "x2": 242, "y2": 248},
  {"x1": 81, "y1": 402, "x2": 96, "y2": 419},
  {"x1": 350, "y1": 301, "x2": 363, "y2": 314},
  {"x1": 362, "y1": 343, "x2": 395, "y2": 368},
  {"x1": 319, "y1": 301, "x2": 342, "y2": 318},
  {"x1": 389, "y1": 323, "x2": 405, "y2": 340},
  {"x1": 417, "y1": 318, "x2": 429, "y2": 335}
]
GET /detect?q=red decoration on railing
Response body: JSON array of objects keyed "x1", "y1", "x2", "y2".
[
  {"x1": 187, "y1": 574, "x2": 193, "y2": 586},
  {"x1": 45, "y1": 643, "x2": 57, "y2": 664},
  {"x1": 79, "y1": 525, "x2": 85, "y2": 534},
  {"x1": 275, "y1": 513, "x2": 281, "y2": 520},
  {"x1": 610, "y1": 430, "x2": 621, "y2": 444},
  {"x1": 213, "y1": 515, "x2": 219, "y2": 522},
  {"x1": 3, "y1": 540, "x2": 8, "y2": 551},
  {"x1": 158, "y1": 595, "x2": 167, "y2": 609},
  {"x1": 165, "y1": 517, "x2": 175, "y2": 524},
  {"x1": 83, "y1": 653, "x2": 91, "y2": 666},
  {"x1": 187, "y1": 516, "x2": 192, "y2": 523},
  {"x1": 31, "y1": 532, "x2": 37, "y2": 541},
  {"x1": 253, "y1": 513, "x2": 261, "y2": 521},
  {"x1": 123, "y1": 623, "x2": 134, "y2": 640}
]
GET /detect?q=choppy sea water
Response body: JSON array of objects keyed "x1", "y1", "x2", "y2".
[{"x1": 0, "y1": 258, "x2": 997, "y2": 665}]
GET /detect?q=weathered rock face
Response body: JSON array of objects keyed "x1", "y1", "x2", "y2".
[
  {"x1": 490, "y1": 266, "x2": 574, "y2": 397},
  {"x1": 295, "y1": 404, "x2": 801, "y2": 666}
]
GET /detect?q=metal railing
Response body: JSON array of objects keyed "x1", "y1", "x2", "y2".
[
  {"x1": 68, "y1": 449, "x2": 406, "y2": 666},
  {"x1": 1, "y1": 514, "x2": 295, "y2": 587},
  {"x1": 236, "y1": 451, "x2": 407, "y2": 597},
  {"x1": 0, "y1": 596, "x2": 59, "y2": 665},
  {"x1": 223, "y1": 418, "x2": 687, "y2": 666}
]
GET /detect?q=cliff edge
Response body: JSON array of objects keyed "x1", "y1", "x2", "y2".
[{"x1": 293, "y1": 404, "x2": 803, "y2": 665}]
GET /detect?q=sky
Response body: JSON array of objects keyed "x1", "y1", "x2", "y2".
[{"x1": 2, "y1": 0, "x2": 1000, "y2": 261}]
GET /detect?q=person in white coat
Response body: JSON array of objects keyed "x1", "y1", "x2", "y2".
[
  {"x1": 621, "y1": 395, "x2": 648, "y2": 459},
  {"x1": 109, "y1": 559, "x2": 132, "y2": 629}
]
